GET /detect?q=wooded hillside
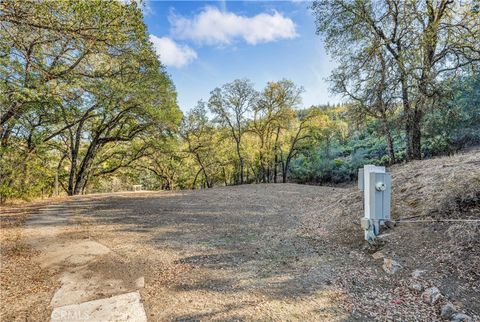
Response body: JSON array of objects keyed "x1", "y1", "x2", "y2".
[{"x1": 1, "y1": 0, "x2": 479, "y2": 203}]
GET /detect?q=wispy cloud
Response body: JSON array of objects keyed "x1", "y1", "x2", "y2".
[
  {"x1": 169, "y1": 6, "x2": 298, "y2": 46},
  {"x1": 149, "y1": 35, "x2": 197, "y2": 68}
]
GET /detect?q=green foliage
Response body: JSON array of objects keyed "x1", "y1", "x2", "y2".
[
  {"x1": 290, "y1": 73, "x2": 479, "y2": 185},
  {"x1": 1, "y1": 1, "x2": 478, "y2": 202},
  {"x1": 0, "y1": 0, "x2": 180, "y2": 201},
  {"x1": 290, "y1": 121, "x2": 395, "y2": 184},
  {"x1": 422, "y1": 74, "x2": 480, "y2": 157},
  {"x1": 312, "y1": 0, "x2": 480, "y2": 160}
]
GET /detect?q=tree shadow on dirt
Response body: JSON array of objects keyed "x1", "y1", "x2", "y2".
[{"x1": 50, "y1": 189, "x2": 363, "y2": 320}]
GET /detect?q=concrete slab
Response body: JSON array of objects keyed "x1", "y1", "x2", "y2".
[
  {"x1": 51, "y1": 269, "x2": 132, "y2": 307},
  {"x1": 27, "y1": 204, "x2": 148, "y2": 322},
  {"x1": 35, "y1": 240, "x2": 111, "y2": 268},
  {"x1": 50, "y1": 291, "x2": 147, "y2": 322}
]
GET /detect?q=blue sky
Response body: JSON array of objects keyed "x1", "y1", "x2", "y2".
[{"x1": 143, "y1": 1, "x2": 340, "y2": 111}]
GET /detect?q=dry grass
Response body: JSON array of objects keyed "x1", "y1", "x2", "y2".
[
  {"x1": 301, "y1": 148, "x2": 480, "y2": 245},
  {"x1": 298, "y1": 147, "x2": 480, "y2": 320},
  {"x1": 0, "y1": 203, "x2": 59, "y2": 321},
  {"x1": 391, "y1": 148, "x2": 480, "y2": 220},
  {"x1": 0, "y1": 148, "x2": 478, "y2": 321}
]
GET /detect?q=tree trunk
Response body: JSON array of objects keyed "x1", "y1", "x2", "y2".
[
  {"x1": 381, "y1": 119, "x2": 396, "y2": 164},
  {"x1": 222, "y1": 167, "x2": 228, "y2": 186},
  {"x1": 274, "y1": 153, "x2": 278, "y2": 183},
  {"x1": 400, "y1": 74, "x2": 417, "y2": 161},
  {"x1": 235, "y1": 139, "x2": 244, "y2": 184},
  {"x1": 67, "y1": 114, "x2": 89, "y2": 195},
  {"x1": 81, "y1": 179, "x2": 88, "y2": 195},
  {"x1": 258, "y1": 152, "x2": 263, "y2": 183},
  {"x1": 273, "y1": 127, "x2": 280, "y2": 183},
  {"x1": 67, "y1": 140, "x2": 78, "y2": 196},
  {"x1": 405, "y1": 107, "x2": 423, "y2": 161},
  {"x1": 72, "y1": 139, "x2": 98, "y2": 195},
  {"x1": 192, "y1": 168, "x2": 202, "y2": 189},
  {"x1": 239, "y1": 157, "x2": 244, "y2": 184},
  {"x1": 411, "y1": 109, "x2": 422, "y2": 160},
  {"x1": 195, "y1": 154, "x2": 211, "y2": 188},
  {"x1": 282, "y1": 156, "x2": 292, "y2": 183}
]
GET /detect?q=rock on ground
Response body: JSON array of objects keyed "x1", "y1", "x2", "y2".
[
  {"x1": 411, "y1": 269, "x2": 427, "y2": 279},
  {"x1": 422, "y1": 287, "x2": 442, "y2": 305},
  {"x1": 408, "y1": 283, "x2": 424, "y2": 293},
  {"x1": 450, "y1": 313, "x2": 473, "y2": 322},
  {"x1": 382, "y1": 258, "x2": 401, "y2": 274},
  {"x1": 440, "y1": 303, "x2": 456, "y2": 319},
  {"x1": 371, "y1": 251, "x2": 385, "y2": 260}
]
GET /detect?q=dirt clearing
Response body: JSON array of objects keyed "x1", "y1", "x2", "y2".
[
  {"x1": 66, "y1": 186, "x2": 353, "y2": 321},
  {"x1": 1, "y1": 149, "x2": 479, "y2": 321}
]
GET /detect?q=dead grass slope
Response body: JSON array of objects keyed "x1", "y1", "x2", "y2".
[{"x1": 301, "y1": 147, "x2": 480, "y2": 319}]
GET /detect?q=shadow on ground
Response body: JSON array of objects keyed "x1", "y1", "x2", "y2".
[{"x1": 62, "y1": 185, "x2": 360, "y2": 320}]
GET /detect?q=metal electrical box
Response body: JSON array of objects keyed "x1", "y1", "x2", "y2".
[
  {"x1": 358, "y1": 168, "x2": 364, "y2": 191},
  {"x1": 358, "y1": 165, "x2": 392, "y2": 241}
]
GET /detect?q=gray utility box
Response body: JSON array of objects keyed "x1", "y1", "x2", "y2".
[{"x1": 358, "y1": 165, "x2": 392, "y2": 241}]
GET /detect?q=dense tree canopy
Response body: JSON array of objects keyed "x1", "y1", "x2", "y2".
[
  {"x1": 0, "y1": 0, "x2": 478, "y2": 202},
  {"x1": 312, "y1": 0, "x2": 480, "y2": 160},
  {"x1": 0, "y1": 0, "x2": 180, "y2": 201}
]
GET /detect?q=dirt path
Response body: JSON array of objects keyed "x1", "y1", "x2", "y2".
[
  {"x1": 24, "y1": 201, "x2": 147, "y2": 321},
  {"x1": 17, "y1": 185, "x2": 356, "y2": 321},
  {"x1": 5, "y1": 182, "x2": 475, "y2": 321}
]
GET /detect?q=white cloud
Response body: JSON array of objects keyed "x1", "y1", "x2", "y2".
[
  {"x1": 170, "y1": 7, "x2": 298, "y2": 45},
  {"x1": 149, "y1": 35, "x2": 197, "y2": 68}
]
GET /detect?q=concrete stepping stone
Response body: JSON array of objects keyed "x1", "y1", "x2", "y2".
[
  {"x1": 51, "y1": 268, "x2": 133, "y2": 307},
  {"x1": 50, "y1": 291, "x2": 147, "y2": 322},
  {"x1": 35, "y1": 240, "x2": 111, "y2": 268},
  {"x1": 26, "y1": 203, "x2": 148, "y2": 321}
]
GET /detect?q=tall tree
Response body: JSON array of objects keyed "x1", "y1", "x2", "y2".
[
  {"x1": 0, "y1": 0, "x2": 145, "y2": 145},
  {"x1": 60, "y1": 42, "x2": 179, "y2": 195},
  {"x1": 279, "y1": 108, "x2": 333, "y2": 183},
  {"x1": 331, "y1": 38, "x2": 398, "y2": 163},
  {"x1": 312, "y1": 0, "x2": 480, "y2": 160},
  {"x1": 0, "y1": 0, "x2": 181, "y2": 198},
  {"x1": 252, "y1": 80, "x2": 303, "y2": 182},
  {"x1": 180, "y1": 101, "x2": 218, "y2": 188},
  {"x1": 208, "y1": 79, "x2": 258, "y2": 184}
]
